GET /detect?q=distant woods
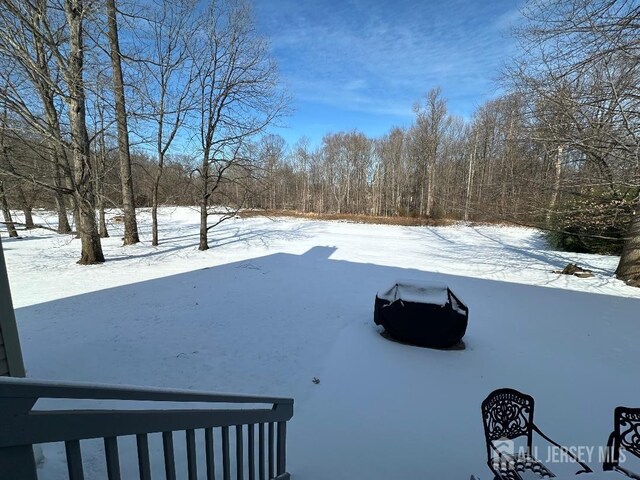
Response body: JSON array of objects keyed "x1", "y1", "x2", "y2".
[{"x1": 0, "y1": 0, "x2": 638, "y2": 285}]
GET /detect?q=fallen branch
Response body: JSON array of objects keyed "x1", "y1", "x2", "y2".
[{"x1": 553, "y1": 263, "x2": 594, "y2": 278}]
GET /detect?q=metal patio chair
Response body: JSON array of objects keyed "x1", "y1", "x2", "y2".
[
  {"x1": 603, "y1": 407, "x2": 640, "y2": 480},
  {"x1": 481, "y1": 388, "x2": 592, "y2": 480}
]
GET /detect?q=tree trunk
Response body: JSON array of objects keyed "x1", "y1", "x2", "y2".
[
  {"x1": 464, "y1": 154, "x2": 474, "y2": 222},
  {"x1": 0, "y1": 161, "x2": 35, "y2": 229},
  {"x1": 106, "y1": 0, "x2": 139, "y2": 245},
  {"x1": 46, "y1": 123, "x2": 72, "y2": 236},
  {"x1": 21, "y1": 205, "x2": 35, "y2": 229},
  {"x1": 98, "y1": 206, "x2": 108, "y2": 238},
  {"x1": 151, "y1": 195, "x2": 159, "y2": 246},
  {"x1": 75, "y1": 191, "x2": 104, "y2": 264},
  {"x1": 199, "y1": 198, "x2": 208, "y2": 251},
  {"x1": 546, "y1": 145, "x2": 563, "y2": 227},
  {"x1": 95, "y1": 110, "x2": 109, "y2": 239},
  {"x1": 426, "y1": 165, "x2": 434, "y2": 217},
  {"x1": 72, "y1": 205, "x2": 79, "y2": 237},
  {"x1": 199, "y1": 150, "x2": 210, "y2": 251},
  {"x1": 64, "y1": 0, "x2": 104, "y2": 264},
  {"x1": 51, "y1": 157, "x2": 71, "y2": 233},
  {"x1": 0, "y1": 182, "x2": 18, "y2": 238},
  {"x1": 53, "y1": 191, "x2": 71, "y2": 233},
  {"x1": 464, "y1": 132, "x2": 478, "y2": 222},
  {"x1": 151, "y1": 163, "x2": 162, "y2": 246},
  {"x1": 615, "y1": 202, "x2": 640, "y2": 287},
  {"x1": 96, "y1": 153, "x2": 109, "y2": 238},
  {"x1": 33, "y1": 0, "x2": 71, "y2": 234}
]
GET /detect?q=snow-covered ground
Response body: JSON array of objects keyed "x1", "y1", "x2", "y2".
[{"x1": 3, "y1": 207, "x2": 640, "y2": 479}]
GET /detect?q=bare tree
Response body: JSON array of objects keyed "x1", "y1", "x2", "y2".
[
  {"x1": 0, "y1": 2, "x2": 75, "y2": 233},
  {"x1": 512, "y1": 0, "x2": 640, "y2": 285},
  {"x1": 258, "y1": 134, "x2": 286, "y2": 209},
  {"x1": 105, "y1": 0, "x2": 139, "y2": 245},
  {"x1": 31, "y1": 0, "x2": 71, "y2": 233},
  {"x1": 138, "y1": 0, "x2": 196, "y2": 246},
  {"x1": 0, "y1": 86, "x2": 36, "y2": 230},
  {"x1": 0, "y1": 88, "x2": 19, "y2": 238},
  {"x1": 62, "y1": 0, "x2": 105, "y2": 262},
  {"x1": 412, "y1": 88, "x2": 450, "y2": 217},
  {"x1": 291, "y1": 137, "x2": 311, "y2": 212},
  {"x1": 0, "y1": 0, "x2": 109, "y2": 262},
  {"x1": 376, "y1": 128, "x2": 410, "y2": 217},
  {"x1": 91, "y1": 90, "x2": 110, "y2": 238},
  {"x1": 191, "y1": 0, "x2": 286, "y2": 251},
  {"x1": 0, "y1": 181, "x2": 18, "y2": 237}
]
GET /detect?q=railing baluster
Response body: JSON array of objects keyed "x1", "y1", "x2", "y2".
[
  {"x1": 236, "y1": 425, "x2": 244, "y2": 480},
  {"x1": 276, "y1": 422, "x2": 286, "y2": 476},
  {"x1": 104, "y1": 436, "x2": 121, "y2": 480},
  {"x1": 248, "y1": 424, "x2": 255, "y2": 480},
  {"x1": 136, "y1": 434, "x2": 152, "y2": 480},
  {"x1": 268, "y1": 422, "x2": 274, "y2": 479},
  {"x1": 222, "y1": 426, "x2": 231, "y2": 480},
  {"x1": 65, "y1": 440, "x2": 84, "y2": 480},
  {"x1": 163, "y1": 431, "x2": 177, "y2": 480},
  {"x1": 258, "y1": 424, "x2": 265, "y2": 480},
  {"x1": 205, "y1": 427, "x2": 216, "y2": 480},
  {"x1": 186, "y1": 429, "x2": 197, "y2": 480},
  {"x1": 0, "y1": 379, "x2": 293, "y2": 480}
]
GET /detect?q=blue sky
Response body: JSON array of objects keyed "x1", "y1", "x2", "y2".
[{"x1": 252, "y1": 0, "x2": 525, "y2": 146}]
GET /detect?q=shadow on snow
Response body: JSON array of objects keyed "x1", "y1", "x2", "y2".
[{"x1": 13, "y1": 245, "x2": 640, "y2": 479}]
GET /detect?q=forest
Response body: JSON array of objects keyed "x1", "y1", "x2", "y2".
[{"x1": 0, "y1": 0, "x2": 638, "y2": 286}]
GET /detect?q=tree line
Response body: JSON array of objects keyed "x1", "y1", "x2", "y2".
[
  {"x1": 0, "y1": 0, "x2": 285, "y2": 260},
  {"x1": 0, "y1": 0, "x2": 638, "y2": 287}
]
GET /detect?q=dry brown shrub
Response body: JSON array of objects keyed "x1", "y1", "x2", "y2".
[{"x1": 238, "y1": 209, "x2": 455, "y2": 227}]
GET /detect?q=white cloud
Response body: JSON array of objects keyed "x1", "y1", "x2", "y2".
[{"x1": 254, "y1": 0, "x2": 524, "y2": 117}]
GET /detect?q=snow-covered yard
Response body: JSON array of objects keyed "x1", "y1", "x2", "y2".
[{"x1": 4, "y1": 207, "x2": 640, "y2": 479}]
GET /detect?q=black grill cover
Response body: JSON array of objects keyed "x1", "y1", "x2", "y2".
[{"x1": 374, "y1": 281, "x2": 468, "y2": 348}]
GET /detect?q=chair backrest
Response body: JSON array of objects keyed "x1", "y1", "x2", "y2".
[
  {"x1": 482, "y1": 388, "x2": 535, "y2": 461},
  {"x1": 609, "y1": 407, "x2": 640, "y2": 467}
]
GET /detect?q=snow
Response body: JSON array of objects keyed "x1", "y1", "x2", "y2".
[
  {"x1": 377, "y1": 280, "x2": 451, "y2": 306},
  {"x1": 3, "y1": 207, "x2": 640, "y2": 479}
]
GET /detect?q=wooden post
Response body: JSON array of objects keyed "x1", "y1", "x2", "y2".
[
  {"x1": 276, "y1": 421, "x2": 286, "y2": 476},
  {"x1": 0, "y1": 446, "x2": 38, "y2": 480},
  {"x1": 0, "y1": 235, "x2": 26, "y2": 377},
  {"x1": 0, "y1": 397, "x2": 38, "y2": 480}
]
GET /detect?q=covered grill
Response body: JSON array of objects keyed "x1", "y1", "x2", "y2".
[{"x1": 374, "y1": 280, "x2": 468, "y2": 348}]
